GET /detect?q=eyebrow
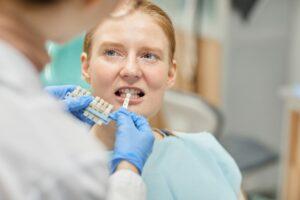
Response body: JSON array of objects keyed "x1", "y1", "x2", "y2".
[
  {"x1": 139, "y1": 46, "x2": 164, "y2": 57},
  {"x1": 98, "y1": 41, "x2": 125, "y2": 49},
  {"x1": 97, "y1": 41, "x2": 164, "y2": 56}
]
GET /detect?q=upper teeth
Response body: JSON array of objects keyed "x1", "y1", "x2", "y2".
[{"x1": 119, "y1": 88, "x2": 141, "y2": 94}]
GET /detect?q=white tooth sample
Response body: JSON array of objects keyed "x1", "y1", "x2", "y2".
[
  {"x1": 130, "y1": 89, "x2": 136, "y2": 94},
  {"x1": 104, "y1": 104, "x2": 113, "y2": 115},
  {"x1": 98, "y1": 99, "x2": 104, "y2": 109},
  {"x1": 125, "y1": 89, "x2": 130, "y2": 94},
  {"x1": 79, "y1": 89, "x2": 84, "y2": 96},
  {"x1": 74, "y1": 88, "x2": 79, "y2": 96},
  {"x1": 122, "y1": 93, "x2": 131, "y2": 109},
  {"x1": 91, "y1": 100, "x2": 97, "y2": 107},
  {"x1": 102, "y1": 102, "x2": 109, "y2": 111},
  {"x1": 83, "y1": 111, "x2": 89, "y2": 117}
]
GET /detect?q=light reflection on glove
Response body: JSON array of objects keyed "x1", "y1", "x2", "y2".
[
  {"x1": 45, "y1": 85, "x2": 94, "y2": 126},
  {"x1": 110, "y1": 108, "x2": 155, "y2": 174}
]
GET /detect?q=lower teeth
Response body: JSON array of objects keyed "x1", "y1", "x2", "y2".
[
  {"x1": 120, "y1": 93, "x2": 139, "y2": 99},
  {"x1": 131, "y1": 94, "x2": 139, "y2": 99}
]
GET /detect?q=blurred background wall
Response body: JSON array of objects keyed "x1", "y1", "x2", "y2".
[
  {"x1": 289, "y1": 0, "x2": 300, "y2": 84},
  {"x1": 224, "y1": 0, "x2": 288, "y2": 158},
  {"x1": 224, "y1": 1, "x2": 289, "y2": 199}
]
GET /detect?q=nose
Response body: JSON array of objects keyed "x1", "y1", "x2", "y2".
[{"x1": 119, "y1": 55, "x2": 142, "y2": 84}]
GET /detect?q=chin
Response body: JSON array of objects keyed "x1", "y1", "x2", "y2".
[
  {"x1": 125, "y1": 106, "x2": 150, "y2": 118},
  {"x1": 128, "y1": 107, "x2": 145, "y2": 115}
]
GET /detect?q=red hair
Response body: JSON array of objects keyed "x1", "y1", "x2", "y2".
[{"x1": 83, "y1": 1, "x2": 175, "y2": 60}]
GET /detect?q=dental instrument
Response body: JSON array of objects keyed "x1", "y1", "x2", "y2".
[
  {"x1": 122, "y1": 92, "x2": 131, "y2": 109},
  {"x1": 66, "y1": 86, "x2": 114, "y2": 126}
]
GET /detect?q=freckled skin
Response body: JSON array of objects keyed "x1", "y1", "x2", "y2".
[{"x1": 82, "y1": 11, "x2": 176, "y2": 118}]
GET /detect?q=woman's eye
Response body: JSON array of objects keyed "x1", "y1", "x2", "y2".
[
  {"x1": 142, "y1": 53, "x2": 158, "y2": 61},
  {"x1": 104, "y1": 49, "x2": 120, "y2": 57}
]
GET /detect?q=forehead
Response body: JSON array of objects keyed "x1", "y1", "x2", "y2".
[{"x1": 92, "y1": 11, "x2": 169, "y2": 50}]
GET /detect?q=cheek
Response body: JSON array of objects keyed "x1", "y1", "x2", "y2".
[
  {"x1": 141, "y1": 66, "x2": 168, "y2": 117},
  {"x1": 89, "y1": 60, "x2": 118, "y2": 91},
  {"x1": 144, "y1": 66, "x2": 169, "y2": 89}
]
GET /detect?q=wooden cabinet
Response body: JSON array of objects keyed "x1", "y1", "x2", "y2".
[{"x1": 282, "y1": 95, "x2": 300, "y2": 200}]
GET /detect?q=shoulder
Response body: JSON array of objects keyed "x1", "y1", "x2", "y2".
[
  {"x1": 174, "y1": 131, "x2": 217, "y2": 144},
  {"x1": 174, "y1": 132, "x2": 227, "y2": 154},
  {"x1": 173, "y1": 132, "x2": 242, "y2": 195},
  {"x1": 169, "y1": 131, "x2": 226, "y2": 155}
]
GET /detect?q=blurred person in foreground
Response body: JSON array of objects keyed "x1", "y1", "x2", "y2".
[{"x1": 0, "y1": 0, "x2": 155, "y2": 199}]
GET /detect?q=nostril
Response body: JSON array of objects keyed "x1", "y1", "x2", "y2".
[
  {"x1": 121, "y1": 75, "x2": 141, "y2": 84},
  {"x1": 122, "y1": 72, "x2": 141, "y2": 77}
]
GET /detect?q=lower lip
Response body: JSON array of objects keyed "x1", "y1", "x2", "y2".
[{"x1": 115, "y1": 95, "x2": 144, "y2": 105}]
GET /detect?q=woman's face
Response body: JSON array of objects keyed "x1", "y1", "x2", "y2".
[{"x1": 81, "y1": 11, "x2": 176, "y2": 118}]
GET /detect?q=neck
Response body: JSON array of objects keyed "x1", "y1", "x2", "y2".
[
  {"x1": 0, "y1": 9, "x2": 50, "y2": 72},
  {"x1": 92, "y1": 122, "x2": 117, "y2": 150}
]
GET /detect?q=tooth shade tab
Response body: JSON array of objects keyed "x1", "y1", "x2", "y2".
[
  {"x1": 122, "y1": 93, "x2": 131, "y2": 109},
  {"x1": 66, "y1": 86, "x2": 114, "y2": 125}
]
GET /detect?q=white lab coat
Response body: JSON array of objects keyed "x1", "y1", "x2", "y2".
[{"x1": 0, "y1": 40, "x2": 146, "y2": 200}]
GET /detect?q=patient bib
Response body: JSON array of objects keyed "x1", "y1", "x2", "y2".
[{"x1": 142, "y1": 132, "x2": 242, "y2": 200}]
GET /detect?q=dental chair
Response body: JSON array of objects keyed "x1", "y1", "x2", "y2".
[
  {"x1": 41, "y1": 35, "x2": 88, "y2": 88},
  {"x1": 161, "y1": 89, "x2": 223, "y2": 138}
]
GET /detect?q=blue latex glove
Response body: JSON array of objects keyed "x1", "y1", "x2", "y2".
[
  {"x1": 110, "y1": 108, "x2": 155, "y2": 174},
  {"x1": 45, "y1": 85, "x2": 94, "y2": 126}
]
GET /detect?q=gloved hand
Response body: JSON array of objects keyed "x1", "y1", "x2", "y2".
[
  {"x1": 110, "y1": 108, "x2": 155, "y2": 174},
  {"x1": 45, "y1": 85, "x2": 94, "y2": 126}
]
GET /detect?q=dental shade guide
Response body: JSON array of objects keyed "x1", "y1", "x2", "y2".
[
  {"x1": 122, "y1": 92, "x2": 131, "y2": 109},
  {"x1": 66, "y1": 86, "x2": 114, "y2": 126}
]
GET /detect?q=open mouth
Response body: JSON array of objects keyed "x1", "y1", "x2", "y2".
[{"x1": 114, "y1": 87, "x2": 145, "y2": 99}]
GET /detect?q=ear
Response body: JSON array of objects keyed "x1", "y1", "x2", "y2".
[
  {"x1": 166, "y1": 59, "x2": 177, "y2": 89},
  {"x1": 81, "y1": 52, "x2": 91, "y2": 84}
]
